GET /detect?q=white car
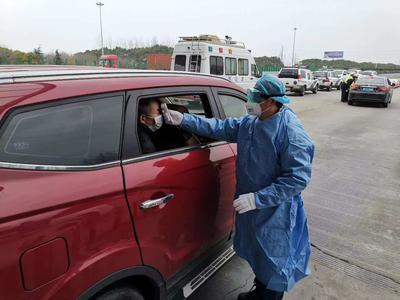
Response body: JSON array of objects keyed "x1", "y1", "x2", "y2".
[
  {"x1": 348, "y1": 69, "x2": 363, "y2": 77},
  {"x1": 278, "y1": 67, "x2": 319, "y2": 96},
  {"x1": 360, "y1": 70, "x2": 378, "y2": 78},
  {"x1": 313, "y1": 70, "x2": 339, "y2": 91},
  {"x1": 333, "y1": 69, "x2": 349, "y2": 79}
]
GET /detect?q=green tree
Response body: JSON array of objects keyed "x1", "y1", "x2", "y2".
[
  {"x1": 33, "y1": 46, "x2": 44, "y2": 64},
  {"x1": 254, "y1": 56, "x2": 284, "y2": 68},
  {"x1": 54, "y1": 49, "x2": 62, "y2": 65}
]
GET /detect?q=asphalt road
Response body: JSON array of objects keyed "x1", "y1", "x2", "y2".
[{"x1": 188, "y1": 89, "x2": 400, "y2": 300}]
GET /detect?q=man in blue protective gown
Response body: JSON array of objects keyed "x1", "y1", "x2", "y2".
[{"x1": 162, "y1": 75, "x2": 314, "y2": 300}]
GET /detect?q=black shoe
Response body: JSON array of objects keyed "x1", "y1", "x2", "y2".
[
  {"x1": 237, "y1": 283, "x2": 261, "y2": 300},
  {"x1": 238, "y1": 279, "x2": 284, "y2": 300}
]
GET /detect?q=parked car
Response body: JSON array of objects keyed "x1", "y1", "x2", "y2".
[
  {"x1": 332, "y1": 69, "x2": 349, "y2": 80},
  {"x1": 313, "y1": 70, "x2": 339, "y2": 91},
  {"x1": 0, "y1": 65, "x2": 250, "y2": 300},
  {"x1": 348, "y1": 76, "x2": 394, "y2": 107},
  {"x1": 278, "y1": 67, "x2": 319, "y2": 96},
  {"x1": 360, "y1": 70, "x2": 378, "y2": 77},
  {"x1": 348, "y1": 69, "x2": 363, "y2": 77}
]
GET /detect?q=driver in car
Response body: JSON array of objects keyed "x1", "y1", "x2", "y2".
[{"x1": 137, "y1": 98, "x2": 199, "y2": 154}]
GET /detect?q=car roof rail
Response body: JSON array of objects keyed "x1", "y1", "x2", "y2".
[{"x1": 0, "y1": 68, "x2": 232, "y2": 84}]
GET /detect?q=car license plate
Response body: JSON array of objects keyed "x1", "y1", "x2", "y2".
[{"x1": 362, "y1": 87, "x2": 374, "y2": 92}]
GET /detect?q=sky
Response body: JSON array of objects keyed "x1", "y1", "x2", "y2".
[{"x1": 1, "y1": 0, "x2": 400, "y2": 65}]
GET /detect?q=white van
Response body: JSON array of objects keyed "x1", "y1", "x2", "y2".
[{"x1": 170, "y1": 35, "x2": 260, "y2": 90}]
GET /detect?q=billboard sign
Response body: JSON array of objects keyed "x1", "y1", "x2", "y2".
[{"x1": 324, "y1": 51, "x2": 344, "y2": 59}]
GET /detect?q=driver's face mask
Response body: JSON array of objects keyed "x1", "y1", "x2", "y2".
[{"x1": 146, "y1": 114, "x2": 164, "y2": 132}]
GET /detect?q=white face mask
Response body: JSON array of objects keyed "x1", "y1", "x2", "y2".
[
  {"x1": 246, "y1": 101, "x2": 276, "y2": 117},
  {"x1": 147, "y1": 114, "x2": 163, "y2": 132}
]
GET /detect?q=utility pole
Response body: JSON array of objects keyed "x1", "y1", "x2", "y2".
[
  {"x1": 280, "y1": 45, "x2": 284, "y2": 64},
  {"x1": 96, "y1": 2, "x2": 104, "y2": 55},
  {"x1": 291, "y1": 27, "x2": 297, "y2": 67}
]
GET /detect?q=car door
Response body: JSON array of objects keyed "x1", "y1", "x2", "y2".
[
  {"x1": 306, "y1": 71, "x2": 312, "y2": 89},
  {"x1": 121, "y1": 86, "x2": 236, "y2": 281},
  {"x1": 0, "y1": 92, "x2": 141, "y2": 299}
]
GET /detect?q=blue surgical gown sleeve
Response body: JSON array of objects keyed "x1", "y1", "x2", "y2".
[
  {"x1": 255, "y1": 120, "x2": 314, "y2": 208},
  {"x1": 180, "y1": 113, "x2": 242, "y2": 143}
]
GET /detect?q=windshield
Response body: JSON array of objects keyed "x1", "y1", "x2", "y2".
[
  {"x1": 314, "y1": 71, "x2": 327, "y2": 77},
  {"x1": 333, "y1": 71, "x2": 343, "y2": 77},
  {"x1": 360, "y1": 71, "x2": 374, "y2": 76},
  {"x1": 356, "y1": 78, "x2": 386, "y2": 85},
  {"x1": 278, "y1": 68, "x2": 298, "y2": 79}
]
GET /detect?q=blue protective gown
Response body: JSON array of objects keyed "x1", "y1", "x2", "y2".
[{"x1": 180, "y1": 106, "x2": 314, "y2": 292}]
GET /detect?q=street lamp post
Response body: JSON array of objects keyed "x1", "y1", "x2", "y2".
[
  {"x1": 96, "y1": 2, "x2": 104, "y2": 56},
  {"x1": 291, "y1": 27, "x2": 297, "y2": 67}
]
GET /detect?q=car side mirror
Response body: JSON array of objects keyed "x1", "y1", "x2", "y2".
[{"x1": 391, "y1": 83, "x2": 395, "y2": 87}]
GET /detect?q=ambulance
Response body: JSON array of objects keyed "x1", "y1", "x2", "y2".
[{"x1": 170, "y1": 35, "x2": 260, "y2": 90}]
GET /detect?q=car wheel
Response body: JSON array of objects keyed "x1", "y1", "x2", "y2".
[
  {"x1": 382, "y1": 102, "x2": 388, "y2": 108},
  {"x1": 95, "y1": 287, "x2": 145, "y2": 300},
  {"x1": 312, "y1": 87, "x2": 317, "y2": 94},
  {"x1": 327, "y1": 85, "x2": 332, "y2": 92},
  {"x1": 337, "y1": 86, "x2": 341, "y2": 90},
  {"x1": 298, "y1": 87, "x2": 305, "y2": 96},
  {"x1": 348, "y1": 100, "x2": 353, "y2": 105}
]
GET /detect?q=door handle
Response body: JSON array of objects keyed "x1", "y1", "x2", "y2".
[{"x1": 140, "y1": 194, "x2": 174, "y2": 209}]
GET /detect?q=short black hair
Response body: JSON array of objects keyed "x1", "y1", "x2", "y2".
[{"x1": 138, "y1": 98, "x2": 161, "y2": 118}]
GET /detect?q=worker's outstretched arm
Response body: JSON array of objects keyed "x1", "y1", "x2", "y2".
[
  {"x1": 162, "y1": 103, "x2": 241, "y2": 143},
  {"x1": 255, "y1": 122, "x2": 314, "y2": 208}
]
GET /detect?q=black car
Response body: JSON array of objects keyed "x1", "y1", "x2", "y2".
[{"x1": 348, "y1": 77, "x2": 394, "y2": 107}]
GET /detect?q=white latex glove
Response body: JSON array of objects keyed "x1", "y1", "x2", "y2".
[
  {"x1": 233, "y1": 193, "x2": 256, "y2": 214},
  {"x1": 161, "y1": 103, "x2": 183, "y2": 126}
]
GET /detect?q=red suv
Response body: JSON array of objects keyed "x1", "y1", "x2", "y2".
[{"x1": 0, "y1": 66, "x2": 249, "y2": 300}]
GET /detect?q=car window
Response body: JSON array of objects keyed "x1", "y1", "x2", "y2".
[
  {"x1": 136, "y1": 94, "x2": 213, "y2": 155},
  {"x1": 314, "y1": 71, "x2": 327, "y2": 77},
  {"x1": 0, "y1": 95, "x2": 123, "y2": 166},
  {"x1": 189, "y1": 55, "x2": 201, "y2": 72},
  {"x1": 278, "y1": 68, "x2": 298, "y2": 79},
  {"x1": 174, "y1": 55, "x2": 186, "y2": 71},
  {"x1": 356, "y1": 78, "x2": 385, "y2": 85},
  {"x1": 238, "y1": 59, "x2": 249, "y2": 76},
  {"x1": 225, "y1": 58, "x2": 237, "y2": 75},
  {"x1": 219, "y1": 94, "x2": 247, "y2": 118},
  {"x1": 251, "y1": 64, "x2": 257, "y2": 77},
  {"x1": 300, "y1": 70, "x2": 307, "y2": 78},
  {"x1": 210, "y1": 56, "x2": 223, "y2": 75}
]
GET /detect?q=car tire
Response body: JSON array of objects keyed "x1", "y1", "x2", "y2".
[
  {"x1": 382, "y1": 102, "x2": 388, "y2": 108},
  {"x1": 337, "y1": 86, "x2": 341, "y2": 90},
  {"x1": 95, "y1": 287, "x2": 145, "y2": 300},
  {"x1": 312, "y1": 87, "x2": 317, "y2": 94},
  {"x1": 327, "y1": 85, "x2": 332, "y2": 92},
  {"x1": 348, "y1": 100, "x2": 353, "y2": 105},
  {"x1": 298, "y1": 87, "x2": 305, "y2": 96}
]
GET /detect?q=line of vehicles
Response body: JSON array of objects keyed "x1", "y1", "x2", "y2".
[
  {"x1": 99, "y1": 34, "x2": 399, "y2": 107},
  {"x1": 277, "y1": 66, "x2": 398, "y2": 107},
  {"x1": 168, "y1": 34, "x2": 399, "y2": 108}
]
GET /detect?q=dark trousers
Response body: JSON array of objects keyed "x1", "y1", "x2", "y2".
[
  {"x1": 341, "y1": 83, "x2": 349, "y2": 101},
  {"x1": 255, "y1": 278, "x2": 284, "y2": 300}
]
